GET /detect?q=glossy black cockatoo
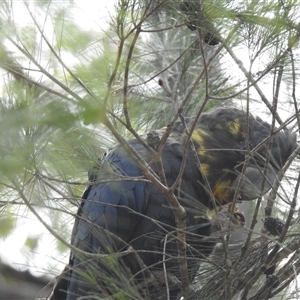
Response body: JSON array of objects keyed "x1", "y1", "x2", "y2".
[{"x1": 49, "y1": 107, "x2": 297, "y2": 300}]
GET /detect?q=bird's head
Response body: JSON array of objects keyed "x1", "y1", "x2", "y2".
[{"x1": 189, "y1": 108, "x2": 297, "y2": 206}]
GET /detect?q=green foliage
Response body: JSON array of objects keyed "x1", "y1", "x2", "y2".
[
  {"x1": 24, "y1": 236, "x2": 39, "y2": 251},
  {"x1": 0, "y1": 209, "x2": 15, "y2": 238},
  {"x1": 19, "y1": 26, "x2": 37, "y2": 54},
  {"x1": 53, "y1": 19, "x2": 94, "y2": 53}
]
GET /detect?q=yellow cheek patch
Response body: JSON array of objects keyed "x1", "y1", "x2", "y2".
[
  {"x1": 192, "y1": 130, "x2": 206, "y2": 159},
  {"x1": 227, "y1": 119, "x2": 240, "y2": 136},
  {"x1": 192, "y1": 129, "x2": 214, "y2": 163},
  {"x1": 200, "y1": 163, "x2": 210, "y2": 176},
  {"x1": 213, "y1": 179, "x2": 231, "y2": 202},
  {"x1": 198, "y1": 149, "x2": 206, "y2": 158},
  {"x1": 191, "y1": 129, "x2": 205, "y2": 145}
]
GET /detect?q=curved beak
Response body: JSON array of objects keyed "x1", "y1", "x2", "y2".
[{"x1": 230, "y1": 167, "x2": 276, "y2": 200}]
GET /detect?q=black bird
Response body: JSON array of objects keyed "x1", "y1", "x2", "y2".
[{"x1": 49, "y1": 107, "x2": 297, "y2": 300}]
